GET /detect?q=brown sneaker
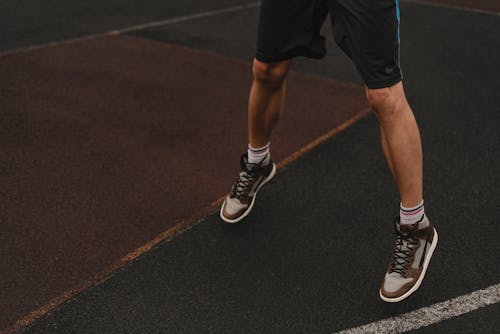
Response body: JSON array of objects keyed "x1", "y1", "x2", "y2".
[
  {"x1": 380, "y1": 215, "x2": 438, "y2": 302},
  {"x1": 220, "y1": 152, "x2": 276, "y2": 223}
]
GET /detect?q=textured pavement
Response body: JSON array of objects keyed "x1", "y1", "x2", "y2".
[{"x1": 1, "y1": 0, "x2": 499, "y2": 333}]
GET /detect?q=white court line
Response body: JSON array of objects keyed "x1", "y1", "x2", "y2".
[
  {"x1": 404, "y1": 0, "x2": 500, "y2": 17},
  {"x1": 1, "y1": 0, "x2": 499, "y2": 58},
  {"x1": 113, "y1": 1, "x2": 260, "y2": 34},
  {"x1": 335, "y1": 283, "x2": 500, "y2": 334},
  {"x1": 0, "y1": 2, "x2": 260, "y2": 57}
]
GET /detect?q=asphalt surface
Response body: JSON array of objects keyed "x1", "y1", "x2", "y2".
[
  {"x1": 1, "y1": 0, "x2": 499, "y2": 333},
  {"x1": 0, "y1": 34, "x2": 365, "y2": 330},
  {"x1": 21, "y1": 107, "x2": 500, "y2": 332},
  {"x1": 0, "y1": 0, "x2": 254, "y2": 52}
]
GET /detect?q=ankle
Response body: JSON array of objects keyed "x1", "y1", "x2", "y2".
[
  {"x1": 248, "y1": 142, "x2": 270, "y2": 164},
  {"x1": 400, "y1": 200, "x2": 425, "y2": 225}
]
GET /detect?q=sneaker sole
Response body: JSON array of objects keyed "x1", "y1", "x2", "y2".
[
  {"x1": 379, "y1": 227, "x2": 439, "y2": 303},
  {"x1": 220, "y1": 163, "x2": 277, "y2": 224}
]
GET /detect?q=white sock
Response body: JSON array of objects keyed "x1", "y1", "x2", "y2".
[
  {"x1": 400, "y1": 200, "x2": 425, "y2": 225},
  {"x1": 248, "y1": 142, "x2": 270, "y2": 164}
]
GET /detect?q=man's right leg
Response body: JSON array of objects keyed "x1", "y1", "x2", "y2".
[
  {"x1": 220, "y1": 58, "x2": 291, "y2": 223},
  {"x1": 248, "y1": 58, "x2": 291, "y2": 148}
]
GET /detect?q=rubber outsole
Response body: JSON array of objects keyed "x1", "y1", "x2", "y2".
[
  {"x1": 219, "y1": 163, "x2": 277, "y2": 224},
  {"x1": 379, "y1": 227, "x2": 439, "y2": 303}
]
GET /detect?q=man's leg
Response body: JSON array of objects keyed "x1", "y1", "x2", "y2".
[
  {"x1": 220, "y1": 58, "x2": 291, "y2": 223},
  {"x1": 366, "y1": 82, "x2": 422, "y2": 207},
  {"x1": 368, "y1": 82, "x2": 438, "y2": 303},
  {"x1": 248, "y1": 58, "x2": 291, "y2": 148}
]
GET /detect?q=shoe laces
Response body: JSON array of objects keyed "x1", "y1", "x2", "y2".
[
  {"x1": 389, "y1": 220, "x2": 417, "y2": 276},
  {"x1": 230, "y1": 156, "x2": 256, "y2": 200}
]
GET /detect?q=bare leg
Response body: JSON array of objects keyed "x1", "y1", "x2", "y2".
[
  {"x1": 380, "y1": 127, "x2": 396, "y2": 183},
  {"x1": 366, "y1": 82, "x2": 423, "y2": 207},
  {"x1": 220, "y1": 58, "x2": 292, "y2": 223},
  {"x1": 248, "y1": 58, "x2": 292, "y2": 148}
]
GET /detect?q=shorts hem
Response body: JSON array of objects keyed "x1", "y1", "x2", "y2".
[
  {"x1": 255, "y1": 50, "x2": 325, "y2": 63},
  {"x1": 365, "y1": 76, "x2": 403, "y2": 89}
]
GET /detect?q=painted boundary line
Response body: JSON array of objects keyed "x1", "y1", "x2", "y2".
[
  {"x1": 404, "y1": 0, "x2": 500, "y2": 16},
  {"x1": 1, "y1": 0, "x2": 495, "y2": 332},
  {"x1": 277, "y1": 108, "x2": 370, "y2": 169},
  {"x1": 1, "y1": 0, "x2": 500, "y2": 58},
  {"x1": 335, "y1": 283, "x2": 500, "y2": 334},
  {"x1": 112, "y1": 1, "x2": 260, "y2": 34},
  {"x1": 0, "y1": 2, "x2": 260, "y2": 58},
  {"x1": 3, "y1": 109, "x2": 371, "y2": 334}
]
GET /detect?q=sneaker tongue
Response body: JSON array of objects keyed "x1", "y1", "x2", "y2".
[
  {"x1": 397, "y1": 221, "x2": 417, "y2": 236},
  {"x1": 244, "y1": 161, "x2": 257, "y2": 172},
  {"x1": 240, "y1": 154, "x2": 255, "y2": 172},
  {"x1": 241, "y1": 153, "x2": 270, "y2": 173}
]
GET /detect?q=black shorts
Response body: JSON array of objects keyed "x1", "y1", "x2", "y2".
[{"x1": 256, "y1": 0, "x2": 403, "y2": 89}]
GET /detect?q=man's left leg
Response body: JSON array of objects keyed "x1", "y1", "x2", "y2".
[
  {"x1": 366, "y1": 82, "x2": 421, "y2": 207},
  {"x1": 366, "y1": 82, "x2": 438, "y2": 302}
]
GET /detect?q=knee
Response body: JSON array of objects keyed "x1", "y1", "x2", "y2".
[
  {"x1": 365, "y1": 85, "x2": 404, "y2": 119},
  {"x1": 366, "y1": 88, "x2": 393, "y2": 112},
  {"x1": 252, "y1": 59, "x2": 290, "y2": 89}
]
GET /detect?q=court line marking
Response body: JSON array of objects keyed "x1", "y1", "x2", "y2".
[
  {"x1": 335, "y1": 282, "x2": 500, "y2": 334},
  {"x1": 1, "y1": 0, "x2": 496, "y2": 332},
  {"x1": 0, "y1": 2, "x2": 260, "y2": 58},
  {"x1": 1, "y1": 0, "x2": 500, "y2": 58},
  {"x1": 2, "y1": 104, "x2": 370, "y2": 333},
  {"x1": 111, "y1": 1, "x2": 260, "y2": 34},
  {"x1": 405, "y1": 0, "x2": 500, "y2": 16}
]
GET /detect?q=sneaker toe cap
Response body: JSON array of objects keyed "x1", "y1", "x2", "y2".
[
  {"x1": 382, "y1": 273, "x2": 414, "y2": 294},
  {"x1": 222, "y1": 196, "x2": 248, "y2": 218}
]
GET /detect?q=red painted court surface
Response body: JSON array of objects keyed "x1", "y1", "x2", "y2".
[
  {"x1": 0, "y1": 35, "x2": 366, "y2": 330},
  {"x1": 1, "y1": 0, "x2": 500, "y2": 332}
]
